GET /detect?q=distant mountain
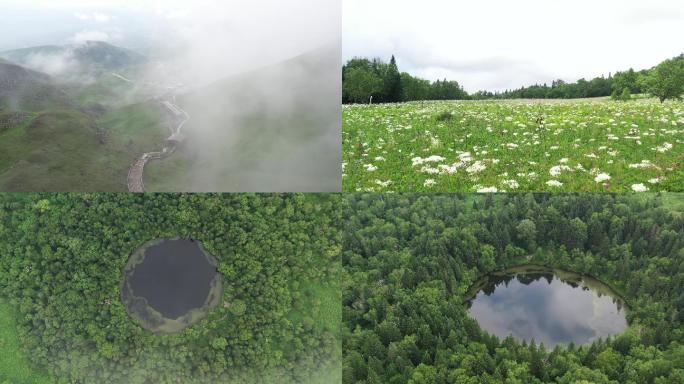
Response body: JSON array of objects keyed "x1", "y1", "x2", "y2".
[{"x1": 0, "y1": 41, "x2": 146, "y2": 76}]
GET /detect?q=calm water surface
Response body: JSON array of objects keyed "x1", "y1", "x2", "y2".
[
  {"x1": 467, "y1": 265, "x2": 628, "y2": 347},
  {"x1": 129, "y1": 238, "x2": 217, "y2": 319}
]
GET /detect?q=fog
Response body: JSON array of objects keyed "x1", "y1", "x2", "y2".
[{"x1": 0, "y1": 0, "x2": 341, "y2": 192}]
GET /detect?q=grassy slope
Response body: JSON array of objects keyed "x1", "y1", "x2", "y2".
[
  {"x1": 0, "y1": 109, "x2": 106, "y2": 191},
  {"x1": 0, "y1": 299, "x2": 53, "y2": 384},
  {"x1": 0, "y1": 48, "x2": 165, "y2": 191},
  {"x1": 0, "y1": 101, "x2": 168, "y2": 191},
  {"x1": 95, "y1": 101, "x2": 170, "y2": 184}
]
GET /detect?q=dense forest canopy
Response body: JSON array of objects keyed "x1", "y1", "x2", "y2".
[
  {"x1": 342, "y1": 55, "x2": 684, "y2": 103},
  {"x1": 343, "y1": 193, "x2": 684, "y2": 383},
  {"x1": 0, "y1": 193, "x2": 341, "y2": 383}
]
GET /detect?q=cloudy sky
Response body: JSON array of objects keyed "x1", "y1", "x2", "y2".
[
  {"x1": 0, "y1": 0, "x2": 339, "y2": 76},
  {"x1": 344, "y1": 0, "x2": 684, "y2": 92}
]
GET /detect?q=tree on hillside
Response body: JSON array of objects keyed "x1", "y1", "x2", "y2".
[
  {"x1": 384, "y1": 55, "x2": 403, "y2": 103},
  {"x1": 644, "y1": 55, "x2": 684, "y2": 103},
  {"x1": 620, "y1": 88, "x2": 631, "y2": 101},
  {"x1": 611, "y1": 88, "x2": 620, "y2": 101}
]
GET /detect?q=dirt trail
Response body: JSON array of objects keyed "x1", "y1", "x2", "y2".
[{"x1": 114, "y1": 73, "x2": 190, "y2": 192}]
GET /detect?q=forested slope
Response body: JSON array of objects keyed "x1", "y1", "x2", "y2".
[
  {"x1": 0, "y1": 193, "x2": 341, "y2": 383},
  {"x1": 343, "y1": 193, "x2": 684, "y2": 383}
]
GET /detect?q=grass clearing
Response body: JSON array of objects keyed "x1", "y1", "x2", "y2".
[
  {"x1": 343, "y1": 98, "x2": 684, "y2": 192},
  {"x1": 0, "y1": 299, "x2": 53, "y2": 384}
]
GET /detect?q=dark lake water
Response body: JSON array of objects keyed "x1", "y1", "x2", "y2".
[
  {"x1": 128, "y1": 238, "x2": 218, "y2": 319},
  {"x1": 467, "y1": 265, "x2": 628, "y2": 348}
]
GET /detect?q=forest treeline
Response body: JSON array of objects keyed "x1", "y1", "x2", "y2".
[
  {"x1": 343, "y1": 193, "x2": 684, "y2": 383},
  {"x1": 342, "y1": 54, "x2": 684, "y2": 103},
  {"x1": 343, "y1": 56, "x2": 469, "y2": 104},
  {"x1": 0, "y1": 193, "x2": 341, "y2": 384}
]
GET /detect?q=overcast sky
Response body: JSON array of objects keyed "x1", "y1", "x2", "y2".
[
  {"x1": 0, "y1": 0, "x2": 339, "y2": 73},
  {"x1": 344, "y1": 0, "x2": 684, "y2": 92}
]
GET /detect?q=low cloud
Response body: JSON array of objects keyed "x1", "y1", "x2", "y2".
[
  {"x1": 69, "y1": 29, "x2": 111, "y2": 44},
  {"x1": 24, "y1": 51, "x2": 79, "y2": 76},
  {"x1": 74, "y1": 12, "x2": 112, "y2": 22},
  {"x1": 620, "y1": 7, "x2": 684, "y2": 25}
]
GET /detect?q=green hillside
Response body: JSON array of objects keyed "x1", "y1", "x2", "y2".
[
  {"x1": 0, "y1": 42, "x2": 168, "y2": 191},
  {"x1": 0, "y1": 300, "x2": 53, "y2": 384},
  {"x1": 0, "y1": 90, "x2": 168, "y2": 191}
]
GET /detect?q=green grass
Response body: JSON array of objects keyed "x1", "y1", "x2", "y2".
[
  {"x1": 0, "y1": 299, "x2": 53, "y2": 384},
  {"x1": 343, "y1": 98, "x2": 684, "y2": 192},
  {"x1": 286, "y1": 281, "x2": 341, "y2": 384},
  {"x1": 0, "y1": 101, "x2": 168, "y2": 191},
  {"x1": 287, "y1": 282, "x2": 341, "y2": 335}
]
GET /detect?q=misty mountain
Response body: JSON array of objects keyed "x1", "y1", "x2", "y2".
[
  {"x1": 0, "y1": 41, "x2": 340, "y2": 192},
  {"x1": 145, "y1": 43, "x2": 341, "y2": 192},
  {"x1": 0, "y1": 41, "x2": 146, "y2": 77}
]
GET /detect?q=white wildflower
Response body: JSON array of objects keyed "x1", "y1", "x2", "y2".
[
  {"x1": 502, "y1": 179, "x2": 519, "y2": 189},
  {"x1": 594, "y1": 173, "x2": 611, "y2": 183},
  {"x1": 420, "y1": 166, "x2": 441, "y2": 175},
  {"x1": 631, "y1": 183, "x2": 649, "y2": 192},
  {"x1": 412, "y1": 155, "x2": 446, "y2": 166},
  {"x1": 466, "y1": 161, "x2": 487, "y2": 174},
  {"x1": 655, "y1": 142, "x2": 673, "y2": 153},
  {"x1": 549, "y1": 165, "x2": 572, "y2": 177}
]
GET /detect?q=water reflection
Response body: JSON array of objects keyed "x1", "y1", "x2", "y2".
[{"x1": 467, "y1": 266, "x2": 628, "y2": 348}]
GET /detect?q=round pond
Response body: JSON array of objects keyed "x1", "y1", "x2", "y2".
[
  {"x1": 121, "y1": 238, "x2": 223, "y2": 334},
  {"x1": 466, "y1": 265, "x2": 628, "y2": 348}
]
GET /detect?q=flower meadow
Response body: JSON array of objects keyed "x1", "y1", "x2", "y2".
[{"x1": 343, "y1": 98, "x2": 684, "y2": 192}]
